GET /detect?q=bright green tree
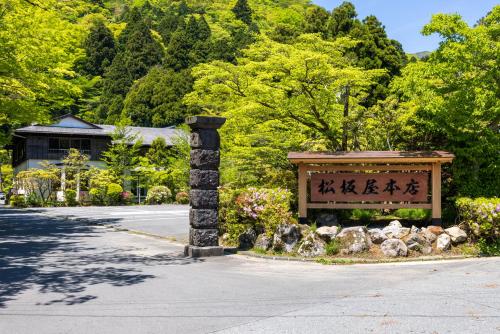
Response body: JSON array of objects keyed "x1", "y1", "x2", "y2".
[
  {"x1": 103, "y1": 124, "x2": 143, "y2": 188},
  {"x1": 0, "y1": 0, "x2": 84, "y2": 145},
  {"x1": 186, "y1": 35, "x2": 383, "y2": 150},
  {"x1": 392, "y1": 6, "x2": 500, "y2": 196}
]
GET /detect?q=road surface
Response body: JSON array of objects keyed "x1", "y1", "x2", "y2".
[{"x1": 0, "y1": 207, "x2": 499, "y2": 334}]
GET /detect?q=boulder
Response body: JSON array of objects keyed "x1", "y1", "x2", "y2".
[
  {"x1": 298, "y1": 224, "x2": 311, "y2": 238},
  {"x1": 419, "y1": 228, "x2": 437, "y2": 243},
  {"x1": 381, "y1": 239, "x2": 408, "y2": 257},
  {"x1": 273, "y1": 224, "x2": 301, "y2": 253},
  {"x1": 315, "y1": 226, "x2": 339, "y2": 242},
  {"x1": 427, "y1": 225, "x2": 444, "y2": 236},
  {"x1": 316, "y1": 213, "x2": 339, "y2": 227},
  {"x1": 411, "y1": 225, "x2": 421, "y2": 234},
  {"x1": 368, "y1": 228, "x2": 388, "y2": 244},
  {"x1": 404, "y1": 233, "x2": 432, "y2": 255},
  {"x1": 298, "y1": 232, "x2": 326, "y2": 257},
  {"x1": 436, "y1": 233, "x2": 451, "y2": 251},
  {"x1": 254, "y1": 233, "x2": 272, "y2": 251},
  {"x1": 444, "y1": 226, "x2": 467, "y2": 244},
  {"x1": 382, "y1": 223, "x2": 411, "y2": 239},
  {"x1": 389, "y1": 220, "x2": 403, "y2": 228},
  {"x1": 238, "y1": 228, "x2": 257, "y2": 250},
  {"x1": 336, "y1": 226, "x2": 372, "y2": 254}
]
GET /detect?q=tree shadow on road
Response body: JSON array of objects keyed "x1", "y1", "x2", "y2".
[{"x1": 0, "y1": 208, "x2": 201, "y2": 308}]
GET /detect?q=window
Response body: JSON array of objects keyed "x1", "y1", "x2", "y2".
[{"x1": 48, "y1": 138, "x2": 92, "y2": 154}]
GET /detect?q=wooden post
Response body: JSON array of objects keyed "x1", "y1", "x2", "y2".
[
  {"x1": 298, "y1": 164, "x2": 307, "y2": 224},
  {"x1": 431, "y1": 162, "x2": 442, "y2": 226}
]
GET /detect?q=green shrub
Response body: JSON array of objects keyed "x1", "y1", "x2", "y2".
[
  {"x1": 478, "y1": 238, "x2": 500, "y2": 256},
  {"x1": 175, "y1": 191, "x2": 189, "y2": 204},
  {"x1": 146, "y1": 186, "x2": 172, "y2": 204},
  {"x1": 26, "y1": 193, "x2": 42, "y2": 207},
  {"x1": 219, "y1": 187, "x2": 296, "y2": 244},
  {"x1": 325, "y1": 240, "x2": 340, "y2": 256},
  {"x1": 456, "y1": 197, "x2": 499, "y2": 242},
  {"x1": 89, "y1": 187, "x2": 105, "y2": 205},
  {"x1": 106, "y1": 183, "x2": 123, "y2": 205},
  {"x1": 9, "y1": 194, "x2": 26, "y2": 208},
  {"x1": 393, "y1": 208, "x2": 431, "y2": 220},
  {"x1": 65, "y1": 189, "x2": 78, "y2": 206}
]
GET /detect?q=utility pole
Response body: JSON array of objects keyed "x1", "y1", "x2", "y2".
[{"x1": 342, "y1": 85, "x2": 350, "y2": 151}]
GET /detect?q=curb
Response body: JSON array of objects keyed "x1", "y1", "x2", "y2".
[{"x1": 237, "y1": 250, "x2": 479, "y2": 265}]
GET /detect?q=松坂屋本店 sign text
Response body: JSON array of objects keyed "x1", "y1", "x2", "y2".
[{"x1": 310, "y1": 173, "x2": 429, "y2": 202}]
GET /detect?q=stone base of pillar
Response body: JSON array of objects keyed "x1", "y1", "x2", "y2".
[{"x1": 184, "y1": 245, "x2": 224, "y2": 258}]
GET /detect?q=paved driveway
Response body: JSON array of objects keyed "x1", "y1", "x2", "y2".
[
  {"x1": 0, "y1": 208, "x2": 499, "y2": 334},
  {"x1": 22, "y1": 205, "x2": 190, "y2": 243}
]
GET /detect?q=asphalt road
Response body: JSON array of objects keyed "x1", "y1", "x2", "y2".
[
  {"x1": 0, "y1": 207, "x2": 499, "y2": 334},
  {"x1": 20, "y1": 205, "x2": 190, "y2": 243}
]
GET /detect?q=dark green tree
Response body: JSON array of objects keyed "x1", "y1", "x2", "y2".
[
  {"x1": 164, "y1": 27, "x2": 191, "y2": 71},
  {"x1": 177, "y1": 0, "x2": 190, "y2": 16},
  {"x1": 196, "y1": 15, "x2": 211, "y2": 41},
  {"x1": 158, "y1": 9, "x2": 181, "y2": 44},
  {"x1": 97, "y1": 10, "x2": 163, "y2": 123},
  {"x1": 328, "y1": 1, "x2": 359, "y2": 37},
  {"x1": 81, "y1": 20, "x2": 116, "y2": 76},
  {"x1": 303, "y1": 5, "x2": 330, "y2": 38},
  {"x1": 122, "y1": 66, "x2": 195, "y2": 127},
  {"x1": 232, "y1": 0, "x2": 253, "y2": 25}
]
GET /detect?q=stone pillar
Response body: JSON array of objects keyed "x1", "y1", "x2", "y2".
[{"x1": 184, "y1": 116, "x2": 226, "y2": 258}]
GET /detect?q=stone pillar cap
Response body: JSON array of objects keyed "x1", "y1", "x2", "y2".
[{"x1": 186, "y1": 116, "x2": 226, "y2": 129}]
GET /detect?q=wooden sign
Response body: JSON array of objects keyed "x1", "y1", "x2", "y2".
[
  {"x1": 288, "y1": 151, "x2": 454, "y2": 225},
  {"x1": 311, "y1": 173, "x2": 429, "y2": 203}
]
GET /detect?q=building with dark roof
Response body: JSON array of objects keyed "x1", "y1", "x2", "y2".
[{"x1": 12, "y1": 114, "x2": 181, "y2": 174}]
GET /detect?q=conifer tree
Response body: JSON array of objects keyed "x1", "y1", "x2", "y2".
[
  {"x1": 303, "y1": 6, "x2": 330, "y2": 38},
  {"x1": 158, "y1": 9, "x2": 181, "y2": 44},
  {"x1": 232, "y1": 0, "x2": 253, "y2": 25},
  {"x1": 164, "y1": 27, "x2": 191, "y2": 71},
  {"x1": 328, "y1": 1, "x2": 359, "y2": 37},
  {"x1": 97, "y1": 9, "x2": 163, "y2": 124},
  {"x1": 82, "y1": 20, "x2": 116, "y2": 76}
]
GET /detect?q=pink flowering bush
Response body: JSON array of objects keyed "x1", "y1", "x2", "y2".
[{"x1": 219, "y1": 187, "x2": 296, "y2": 244}]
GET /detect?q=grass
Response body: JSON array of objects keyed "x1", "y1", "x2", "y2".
[
  {"x1": 325, "y1": 240, "x2": 340, "y2": 256},
  {"x1": 310, "y1": 222, "x2": 318, "y2": 232},
  {"x1": 253, "y1": 247, "x2": 267, "y2": 255},
  {"x1": 316, "y1": 258, "x2": 356, "y2": 265}
]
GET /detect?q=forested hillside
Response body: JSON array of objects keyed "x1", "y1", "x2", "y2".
[{"x1": 1, "y1": 0, "x2": 498, "y2": 199}]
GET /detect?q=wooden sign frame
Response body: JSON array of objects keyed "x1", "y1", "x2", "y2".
[{"x1": 288, "y1": 151, "x2": 455, "y2": 226}]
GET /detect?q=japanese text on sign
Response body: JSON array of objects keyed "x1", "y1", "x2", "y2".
[{"x1": 311, "y1": 173, "x2": 429, "y2": 202}]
